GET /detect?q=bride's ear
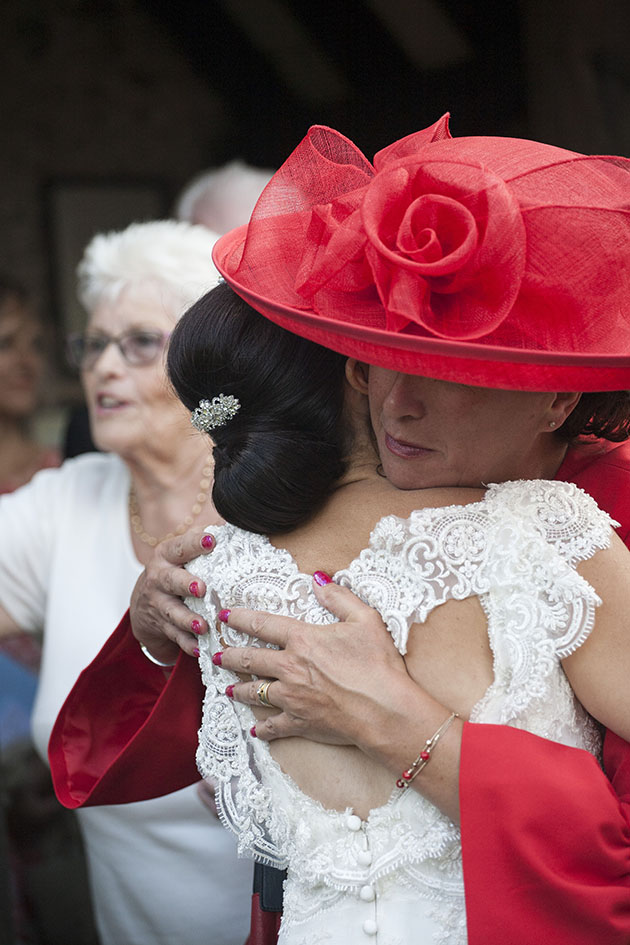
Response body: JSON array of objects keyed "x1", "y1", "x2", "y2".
[{"x1": 345, "y1": 359, "x2": 369, "y2": 394}]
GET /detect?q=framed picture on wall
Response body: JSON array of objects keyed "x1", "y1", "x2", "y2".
[{"x1": 43, "y1": 179, "x2": 170, "y2": 337}]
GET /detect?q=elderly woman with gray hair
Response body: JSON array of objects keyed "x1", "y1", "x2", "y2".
[{"x1": 0, "y1": 220, "x2": 252, "y2": 945}]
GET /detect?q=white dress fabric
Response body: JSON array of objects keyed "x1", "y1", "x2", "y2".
[
  {"x1": 0, "y1": 453, "x2": 252, "y2": 945},
  {"x1": 189, "y1": 480, "x2": 611, "y2": 945}
]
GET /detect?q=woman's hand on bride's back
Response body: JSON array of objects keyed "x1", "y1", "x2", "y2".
[
  {"x1": 217, "y1": 578, "x2": 417, "y2": 747},
  {"x1": 130, "y1": 526, "x2": 216, "y2": 661}
]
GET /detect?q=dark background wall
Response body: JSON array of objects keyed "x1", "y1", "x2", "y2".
[{"x1": 2, "y1": 0, "x2": 629, "y2": 416}]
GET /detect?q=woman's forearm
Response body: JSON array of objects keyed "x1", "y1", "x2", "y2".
[{"x1": 345, "y1": 672, "x2": 463, "y2": 822}]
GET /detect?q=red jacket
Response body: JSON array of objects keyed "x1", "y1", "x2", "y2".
[{"x1": 49, "y1": 439, "x2": 630, "y2": 944}]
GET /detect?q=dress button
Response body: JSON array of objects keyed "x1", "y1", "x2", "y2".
[
  {"x1": 359, "y1": 884, "x2": 376, "y2": 902},
  {"x1": 356, "y1": 849, "x2": 373, "y2": 866},
  {"x1": 362, "y1": 918, "x2": 378, "y2": 936},
  {"x1": 346, "y1": 814, "x2": 362, "y2": 832}
]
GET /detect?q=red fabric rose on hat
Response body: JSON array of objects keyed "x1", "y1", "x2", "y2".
[
  {"x1": 296, "y1": 143, "x2": 528, "y2": 340},
  {"x1": 361, "y1": 156, "x2": 527, "y2": 338},
  {"x1": 216, "y1": 116, "x2": 630, "y2": 390}
]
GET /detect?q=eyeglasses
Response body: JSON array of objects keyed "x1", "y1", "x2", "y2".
[{"x1": 66, "y1": 330, "x2": 170, "y2": 371}]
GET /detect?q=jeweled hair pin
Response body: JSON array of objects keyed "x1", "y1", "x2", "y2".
[{"x1": 191, "y1": 394, "x2": 241, "y2": 432}]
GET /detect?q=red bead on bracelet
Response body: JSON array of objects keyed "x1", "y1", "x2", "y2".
[{"x1": 396, "y1": 712, "x2": 459, "y2": 790}]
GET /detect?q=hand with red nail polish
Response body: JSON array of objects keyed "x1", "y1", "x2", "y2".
[
  {"x1": 129, "y1": 525, "x2": 221, "y2": 661},
  {"x1": 206, "y1": 582, "x2": 411, "y2": 752},
  {"x1": 313, "y1": 570, "x2": 333, "y2": 586}
]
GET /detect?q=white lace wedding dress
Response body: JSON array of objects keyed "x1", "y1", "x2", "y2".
[{"x1": 188, "y1": 480, "x2": 611, "y2": 945}]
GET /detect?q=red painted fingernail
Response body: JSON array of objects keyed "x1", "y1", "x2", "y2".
[
  {"x1": 250, "y1": 725, "x2": 257, "y2": 738},
  {"x1": 211, "y1": 651, "x2": 223, "y2": 666},
  {"x1": 191, "y1": 619, "x2": 203, "y2": 634},
  {"x1": 201, "y1": 534, "x2": 214, "y2": 550},
  {"x1": 189, "y1": 581, "x2": 201, "y2": 598},
  {"x1": 192, "y1": 647, "x2": 200, "y2": 658},
  {"x1": 225, "y1": 684, "x2": 235, "y2": 698},
  {"x1": 218, "y1": 609, "x2": 231, "y2": 623},
  {"x1": 313, "y1": 571, "x2": 332, "y2": 586}
]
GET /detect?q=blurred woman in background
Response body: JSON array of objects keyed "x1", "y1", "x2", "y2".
[
  {"x1": 0, "y1": 275, "x2": 63, "y2": 942},
  {"x1": 0, "y1": 221, "x2": 252, "y2": 945},
  {"x1": 0, "y1": 277, "x2": 59, "y2": 494}
]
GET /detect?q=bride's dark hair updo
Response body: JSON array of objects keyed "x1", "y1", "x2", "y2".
[{"x1": 167, "y1": 280, "x2": 348, "y2": 534}]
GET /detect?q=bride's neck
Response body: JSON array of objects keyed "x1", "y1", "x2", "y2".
[{"x1": 336, "y1": 391, "x2": 381, "y2": 490}]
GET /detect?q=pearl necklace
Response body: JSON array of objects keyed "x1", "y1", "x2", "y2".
[{"x1": 128, "y1": 462, "x2": 213, "y2": 547}]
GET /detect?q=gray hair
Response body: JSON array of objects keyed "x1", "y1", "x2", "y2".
[
  {"x1": 77, "y1": 220, "x2": 221, "y2": 318},
  {"x1": 175, "y1": 160, "x2": 274, "y2": 234}
]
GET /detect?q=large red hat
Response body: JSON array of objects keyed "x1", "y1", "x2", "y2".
[{"x1": 213, "y1": 115, "x2": 630, "y2": 391}]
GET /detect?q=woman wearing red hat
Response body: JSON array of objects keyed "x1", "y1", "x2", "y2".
[{"x1": 50, "y1": 117, "x2": 630, "y2": 944}]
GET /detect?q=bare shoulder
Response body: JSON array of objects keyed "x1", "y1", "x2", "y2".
[
  {"x1": 576, "y1": 529, "x2": 630, "y2": 588},
  {"x1": 279, "y1": 480, "x2": 487, "y2": 576},
  {"x1": 328, "y1": 480, "x2": 488, "y2": 540},
  {"x1": 563, "y1": 531, "x2": 630, "y2": 741},
  {"x1": 365, "y1": 483, "x2": 487, "y2": 521}
]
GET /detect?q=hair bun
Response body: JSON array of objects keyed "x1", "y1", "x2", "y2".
[{"x1": 168, "y1": 281, "x2": 348, "y2": 534}]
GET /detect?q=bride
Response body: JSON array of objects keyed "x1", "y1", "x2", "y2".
[{"x1": 166, "y1": 280, "x2": 630, "y2": 945}]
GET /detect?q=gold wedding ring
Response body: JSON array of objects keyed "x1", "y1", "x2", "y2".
[{"x1": 256, "y1": 680, "x2": 275, "y2": 708}]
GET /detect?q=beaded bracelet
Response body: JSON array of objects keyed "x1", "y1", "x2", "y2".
[
  {"x1": 139, "y1": 643, "x2": 177, "y2": 668},
  {"x1": 395, "y1": 712, "x2": 460, "y2": 789}
]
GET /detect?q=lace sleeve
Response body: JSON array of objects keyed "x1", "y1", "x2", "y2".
[
  {"x1": 484, "y1": 480, "x2": 609, "y2": 659},
  {"x1": 485, "y1": 479, "x2": 616, "y2": 565},
  {"x1": 336, "y1": 504, "x2": 492, "y2": 654},
  {"x1": 337, "y1": 482, "x2": 611, "y2": 660}
]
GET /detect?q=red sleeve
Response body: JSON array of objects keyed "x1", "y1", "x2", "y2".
[
  {"x1": 460, "y1": 723, "x2": 630, "y2": 945},
  {"x1": 605, "y1": 730, "x2": 630, "y2": 831},
  {"x1": 48, "y1": 611, "x2": 203, "y2": 807}
]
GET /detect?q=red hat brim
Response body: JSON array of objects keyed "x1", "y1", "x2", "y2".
[
  {"x1": 212, "y1": 120, "x2": 630, "y2": 393},
  {"x1": 214, "y1": 225, "x2": 630, "y2": 392}
]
